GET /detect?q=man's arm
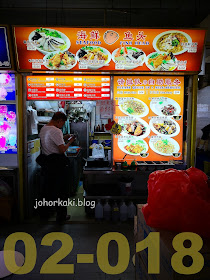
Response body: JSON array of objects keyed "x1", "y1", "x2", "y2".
[
  {"x1": 63, "y1": 134, "x2": 73, "y2": 142},
  {"x1": 58, "y1": 136, "x2": 76, "y2": 154}
]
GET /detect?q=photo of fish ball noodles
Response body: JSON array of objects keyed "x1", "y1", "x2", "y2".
[
  {"x1": 156, "y1": 32, "x2": 188, "y2": 53},
  {"x1": 121, "y1": 100, "x2": 145, "y2": 116}
]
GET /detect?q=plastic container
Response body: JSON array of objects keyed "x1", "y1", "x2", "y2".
[
  {"x1": 128, "y1": 201, "x2": 136, "y2": 220},
  {"x1": 112, "y1": 201, "x2": 120, "y2": 222},
  {"x1": 120, "y1": 201, "x2": 128, "y2": 222},
  {"x1": 115, "y1": 162, "x2": 122, "y2": 170},
  {"x1": 103, "y1": 200, "x2": 111, "y2": 221},
  {"x1": 95, "y1": 200, "x2": 103, "y2": 220},
  {"x1": 66, "y1": 146, "x2": 80, "y2": 154}
]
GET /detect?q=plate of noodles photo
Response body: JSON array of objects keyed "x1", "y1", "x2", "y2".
[
  {"x1": 76, "y1": 46, "x2": 111, "y2": 70},
  {"x1": 149, "y1": 136, "x2": 180, "y2": 156},
  {"x1": 153, "y1": 30, "x2": 192, "y2": 55},
  {"x1": 118, "y1": 98, "x2": 149, "y2": 118}
]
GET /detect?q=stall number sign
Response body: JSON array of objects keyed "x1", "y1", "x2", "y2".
[{"x1": 2, "y1": 231, "x2": 206, "y2": 276}]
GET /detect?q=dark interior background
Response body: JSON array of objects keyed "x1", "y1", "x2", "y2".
[{"x1": 0, "y1": 0, "x2": 210, "y2": 27}]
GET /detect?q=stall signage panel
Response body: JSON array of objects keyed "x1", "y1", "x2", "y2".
[
  {"x1": 113, "y1": 76, "x2": 184, "y2": 163},
  {"x1": 26, "y1": 75, "x2": 111, "y2": 100},
  {"x1": 0, "y1": 104, "x2": 17, "y2": 154},
  {"x1": 0, "y1": 27, "x2": 11, "y2": 69},
  {"x1": 0, "y1": 74, "x2": 16, "y2": 101},
  {"x1": 14, "y1": 27, "x2": 206, "y2": 72}
]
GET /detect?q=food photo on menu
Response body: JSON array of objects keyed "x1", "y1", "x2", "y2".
[
  {"x1": 118, "y1": 137, "x2": 148, "y2": 156},
  {"x1": 118, "y1": 117, "x2": 150, "y2": 139},
  {"x1": 43, "y1": 51, "x2": 77, "y2": 70},
  {"x1": 145, "y1": 52, "x2": 178, "y2": 71},
  {"x1": 76, "y1": 46, "x2": 111, "y2": 70},
  {"x1": 118, "y1": 98, "x2": 149, "y2": 118},
  {"x1": 149, "y1": 116, "x2": 180, "y2": 137},
  {"x1": 153, "y1": 30, "x2": 192, "y2": 54},
  {"x1": 29, "y1": 27, "x2": 70, "y2": 54},
  {"x1": 112, "y1": 44, "x2": 146, "y2": 69},
  {"x1": 149, "y1": 136, "x2": 180, "y2": 157},
  {"x1": 150, "y1": 97, "x2": 181, "y2": 117}
]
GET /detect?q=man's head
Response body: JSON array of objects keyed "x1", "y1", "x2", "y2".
[{"x1": 52, "y1": 112, "x2": 67, "y2": 128}]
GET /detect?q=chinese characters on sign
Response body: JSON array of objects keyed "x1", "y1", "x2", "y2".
[
  {"x1": 13, "y1": 27, "x2": 206, "y2": 72},
  {"x1": 26, "y1": 76, "x2": 111, "y2": 100}
]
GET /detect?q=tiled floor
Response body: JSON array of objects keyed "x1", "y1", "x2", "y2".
[
  {"x1": 48, "y1": 185, "x2": 95, "y2": 223},
  {"x1": 0, "y1": 222, "x2": 135, "y2": 280}
]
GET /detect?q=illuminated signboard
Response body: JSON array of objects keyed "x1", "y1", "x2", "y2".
[
  {"x1": 113, "y1": 76, "x2": 184, "y2": 163},
  {"x1": 26, "y1": 76, "x2": 111, "y2": 100},
  {"x1": 14, "y1": 27, "x2": 206, "y2": 72},
  {"x1": 0, "y1": 104, "x2": 17, "y2": 154},
  {"x1": 0, "y1": 27, "x2": 11, "y2": 69},
  {"x1": 0, "y1": 73, "x2": 16, "y2": 101}
]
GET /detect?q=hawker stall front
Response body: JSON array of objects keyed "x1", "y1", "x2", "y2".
[
  {"x1": 0, "y1": 25, "x2": 22, "y2": 222},
  {"x1": 13, "y1": 26, "x2": 206, "y2": 220}
]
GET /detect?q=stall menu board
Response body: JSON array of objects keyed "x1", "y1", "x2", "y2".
[
  {"x1": 0, "y1": 104, "x2": 17, "y2": 154},
  {"x1": 14, "y1": 27, "x2": 206, "y2": 72},
  {"x1": 113, "y1": 76, "x2": 184, "y2": 163},
  {"x1": 26, "y1": 76, "x2": 110, "y2": 100},
  {"x1": 0, "y1": 74, "x2": 16, "y2": 101},
  {"x1": 0, "y1": 27, "x2": 11, "y2": 69}
]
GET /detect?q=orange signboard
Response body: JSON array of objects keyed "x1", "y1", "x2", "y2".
[
  {"x1": 13, "y1": 27, "x2": 206, "y2": 72},
  {"x1": 113, "y1": 76, "x2": 184, "y2": 163},
  {"x1": 26, "y1": 75, "x2": 111, "y2": 100}
]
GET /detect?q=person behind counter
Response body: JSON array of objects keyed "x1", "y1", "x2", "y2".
[{"x1": 39, "y1": 112, "x2": 76, "y2": 223}]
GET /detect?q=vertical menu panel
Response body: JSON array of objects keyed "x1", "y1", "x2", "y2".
[{"x1": 113, "y1": 76, "x2": 184, "y2": 163}]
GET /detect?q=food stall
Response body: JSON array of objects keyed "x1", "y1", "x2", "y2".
[
  {"x1": 13, "y1": 26, "x2": 206, "y2": 218},
  {"x1": 0, "y1": 25, "x2": 22, "y2": 221}
]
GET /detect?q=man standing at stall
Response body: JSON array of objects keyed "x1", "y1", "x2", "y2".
[{"x1": 39, "y1": 111, "x2": 75, "y2": 223}]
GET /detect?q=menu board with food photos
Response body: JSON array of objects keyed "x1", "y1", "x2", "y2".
[
  {"x1": 13, "y1": 27, "x2": 206, "y2": 72},
  {"x1": 113, "y1": 76, "x2": 184, "y2": 163}
]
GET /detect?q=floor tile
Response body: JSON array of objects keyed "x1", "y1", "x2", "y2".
[
  {"x1": 10, "y1": 273, "x2": 43, "y2": 280},
  {"x1": 74, "y1": 272, "x2": 105, "y2": 280},
  {"x1": 42, "y1": 274, "x2": 74, "y2": 280},
  {"x1": 105, "y1": 271, "x2": 135, "y2": 280}
]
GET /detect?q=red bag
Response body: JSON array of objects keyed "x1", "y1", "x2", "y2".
[{"x1": 142, "y1": 168, "x2": 210, "y2": 238}]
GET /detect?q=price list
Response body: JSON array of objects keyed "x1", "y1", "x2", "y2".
[{"x1": 26, "y1": 76, "x2": 111, "y2": 100}]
